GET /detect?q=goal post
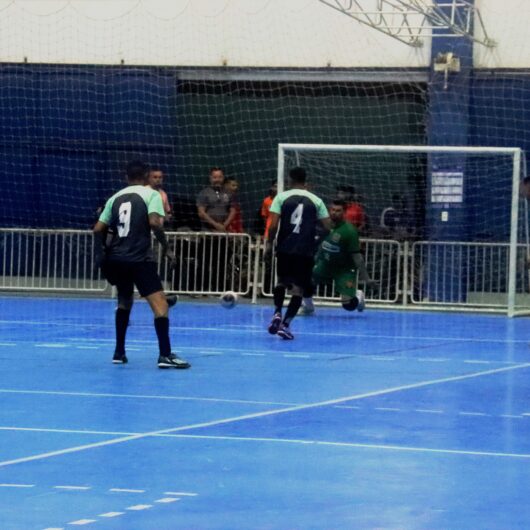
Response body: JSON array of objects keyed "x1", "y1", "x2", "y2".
[{"x1": 277, "y1": 143, "x2": 526, "y2": 316}]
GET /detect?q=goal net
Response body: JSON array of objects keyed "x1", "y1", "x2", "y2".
[{"x1": 275, "y1": 143, "x2": 528, "y2": 316}]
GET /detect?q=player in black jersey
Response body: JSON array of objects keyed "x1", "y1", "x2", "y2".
[
  {"x1": 93, "y1": 160, "x2": 190, "y2": 369},
  {"x1": 265, "y1": 167, "x2": 331, "y2": 339}
]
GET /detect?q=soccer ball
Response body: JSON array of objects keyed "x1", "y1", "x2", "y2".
[{"x1": 220, "y1": 291, "x2": 238, "y2": 309}]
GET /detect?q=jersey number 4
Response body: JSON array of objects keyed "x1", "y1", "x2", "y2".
[
  {"x1": 290, "y1": 203, "x2": 304, "y2": 234},
  {"x1": 118, "y1": 201, "x2": 132, "y2": 237}
]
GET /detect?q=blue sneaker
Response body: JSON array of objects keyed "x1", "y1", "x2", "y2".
[
  {"x1": 277, "y1": 323, "x2": 294, "y2": 340},
  {"x1": 268, "y1": 313, "x2": 282, "y2": 335}
]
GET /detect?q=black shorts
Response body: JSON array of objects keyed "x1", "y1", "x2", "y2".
[
  {"x1": 102, "y1": 260, "x2": 163, "y2": 298},
  {"x1": 276, "y1": 252, "x2": 314, "y2": 290}
]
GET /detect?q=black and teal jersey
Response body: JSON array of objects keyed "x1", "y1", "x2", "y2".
[
  {"x1": 99, "y1": 185, "x2": 165, "y2": 262},
  {"x1": 317, "y1": 220, "x2": 360, "y2": 269},
  {"x1": 270, "y1": 189, "x2": 329, "y2": 256}
]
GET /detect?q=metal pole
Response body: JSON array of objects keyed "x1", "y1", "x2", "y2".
[{"x1": 508, "y1": 148, "x2": 522, "y2": 317}]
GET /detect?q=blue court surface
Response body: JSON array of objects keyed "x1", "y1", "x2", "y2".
[{"x1": 1, "y1": 295, "x2": 530, "y2": 530}]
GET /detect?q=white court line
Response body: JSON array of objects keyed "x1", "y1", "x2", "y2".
[
  {"x1": 109, "y1": 488, "x2": 145, "y2": 493},
  {"x1": 126, "y1": 504, "x2": 152, "y2": 511},
  {"x1": 464, "y1": 360, "x2": 492, "y2": 365},
  {"x1": 98, "y1": 512, "x2": 124, "y2": 518},
  {"x1": 68, "y1": 520, "x2": 96, "y2": 526},
  {"x1": 284, "y1": 354, "x2": 310, "y2": 359},
  {"x1": 0, "y1": 389, "x2": 298, "y2": 407},
  {"x1": 75, "y1": 346, "x2": 98, "y2": 350},
  {"x1": 458, "y1": 411, "x2": 488, "y2": 417},
  {"x1": 0, "y1": 342, "x2": 16, "y2": 346},
  {"x1": 0, "y1": 483, "x2": 34, "y2": 487},
  {"x1": 2, "y1": 318, "x2": 528, "y2": 343},
  {"x1": 54, "y1": 485, "x2": 91, "y2": 490},
  {"x1": 155, "y1": 498, "x2": 179, "y2": 503},
  {"x1": 241, "y1": 353, "x2": 265, "y2": 356},
  {"x1": 164, "y1": 491, "x2": 198, "y2": 496},
  {"x1": 1, "y1": 362, "x2": 529, "y2": 469},
  {"x1": 415, "y1": 409, "x2": 444, "y2": 414},
  {"x1": 162, "y1": 433, "x2": 530, "y2": 460},
  {"x1": 375, "y1": 407, "x2": 401, "y2": 412},
  {"x1": 35, "y1": 343, "x2": 67, "y2": 348}
]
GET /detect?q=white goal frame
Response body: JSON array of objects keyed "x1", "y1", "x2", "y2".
[{"x1": 277, "y1": 143, "x2": 523, "y2": 316}]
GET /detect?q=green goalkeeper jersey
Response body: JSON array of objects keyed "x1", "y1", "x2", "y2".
[{"x1": 317, "y1": 220, "x2": 360, "y2": 269}]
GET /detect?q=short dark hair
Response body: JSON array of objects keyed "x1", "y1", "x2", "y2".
[
  {"x1": 289, "y1": 167, "x2": 306, "y2": 184},
  {"x1": 331, "y1": 199, "x2": 347, "y2": 209},
  {"x1": 126, "y1": 160, "x2": 149, "y2": 182},
  {"x1": 210, "y1": 166, "x2": 224, "y2": 174},
  {"x1": 224, "y1": 176, "x2": 237, "y2": 183},
  {"x1": 149, "y1": 166, "x2": 163, "y2": 173}
]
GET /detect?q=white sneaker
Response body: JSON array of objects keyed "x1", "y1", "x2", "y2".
[
  {"x1": 356, "y1": 290, "x2": 365, "y2": 312},
  {"x1": 299, "y1": 305, "x2": 315, "y2": 316}
]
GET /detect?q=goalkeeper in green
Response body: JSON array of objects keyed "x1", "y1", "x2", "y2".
[{"x1": 312, "y1": 199, "x2": 376, "y2": 312}]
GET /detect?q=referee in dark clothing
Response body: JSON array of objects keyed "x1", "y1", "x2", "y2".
[
  {"x1": 93, "y1": 160, "x2": 190, "y2": 369},
  {"x1": 265, "y1": 167, "x2": 330, "y2": 340}
]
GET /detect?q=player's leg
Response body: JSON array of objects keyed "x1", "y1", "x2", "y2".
[
  {"x1": 268, "y1": 252, "x2": 288, "y2": 334},
  {"x1": 336, "y1": 270, "x2": 365, "y2": 312},
  {"x1": 113, "y1": 289, "x2": 133, "y2": 364},
  {"x1": 134, "y1": 262, "x2": 190, "y2": 369},
  {"x1": 277, "y1": 255, "x2": 313, "y2": 340},
  {"x1": 277, "y1": 283, "x2": 302, "y2": 340},
  {"x1": 300, "y1": 282, "x2": 315, "y2": 316},
  {"x1": 103, "y1": 261, "x2": 133, "y2": 364}
]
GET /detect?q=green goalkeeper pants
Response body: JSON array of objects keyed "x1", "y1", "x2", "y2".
[{"x1": 312, "y1": 261, "x2": 358, "y2": 298}]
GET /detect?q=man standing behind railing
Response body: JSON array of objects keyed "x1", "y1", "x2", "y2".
[
  {"x1": 196, "y1": 167, "x2": 236, "y2": 291},
  {"x1": 93, "y1": 160, "x2": 190, "y2": 369},
  {"x1": 147, "y1": 167, "x2": 172, "y2": 227}
]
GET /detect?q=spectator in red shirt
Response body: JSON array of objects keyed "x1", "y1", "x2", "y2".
[
  {"x1": 260, "y1": 181, "x2": 278, "y2": 238},
  {"x1": 336, "y1": 185, "x2": 366, "y2": 232},
  {"x1": 224, "y1": 176, "x2": 243, "y2": 233}
]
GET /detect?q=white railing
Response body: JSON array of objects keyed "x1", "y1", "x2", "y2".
[
  {"x1": 159, "y1": 232, "x2": 254, "y2": 296},
  {"x1": 410, "y1": 241, "x2": 530, "y2": 309},
  {"x1": 0, "y1": 228, "x2": 107, "y2": 292},
  {"x1": 2, "y1": 228, "x2": 529, "y2": 314}
]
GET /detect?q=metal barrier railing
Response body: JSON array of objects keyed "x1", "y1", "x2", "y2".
[
  {"x1": 159, "y1": 232, "x2": 254, "y2": 296},
  {"x1": 260, "y1": 238, "x2": 401, "y2": 304},
  {"x1": 410, "y1": 241, "x2": 530, "y2": 308},
  {"x1": 1, "y1": 228, "x2": 529, "y2": 313},
  {"x1": 0, "y1": 228, "x2": 107, "y2": 292}
]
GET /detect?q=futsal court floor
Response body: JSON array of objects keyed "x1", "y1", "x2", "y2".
[{"x1": 0, "y1": 295, "x2": 530, "y2": 530}]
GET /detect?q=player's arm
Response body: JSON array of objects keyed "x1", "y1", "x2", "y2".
[
  {"x1": 149, "y1": 212, "x2": 177, "y2": 269},
  {"x1": 352, "y1": 251, "x2": 377, "y2": 288},
  {"x1": 319, "y1": 216, "x2": 331, "y2": 233},
  {"x1": 264, "y1": 211, "x2": 280, "y2": 261},
  {"x1": 93, "y1": 220, "x2": 108, "y2": 268},
  {"x1": 223, "y1": 206, "x2": 237, "y2": 230},
  {"x1": 197, "y1": 205, "x2": 225, "y2": 232}
]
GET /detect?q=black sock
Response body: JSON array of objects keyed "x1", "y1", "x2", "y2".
[
  {"x1": 273, "y1": 285, "x2": 286, "y2": 314},
  {"x1": 115, "y1": 308, "x2": 130, "y2": 354},
  {"x1": 283, "y1": 295, "x2": 302, "y2": 326},
  {"x1": 154, "y1": 316, "x2": 171, "y2": 357}
]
